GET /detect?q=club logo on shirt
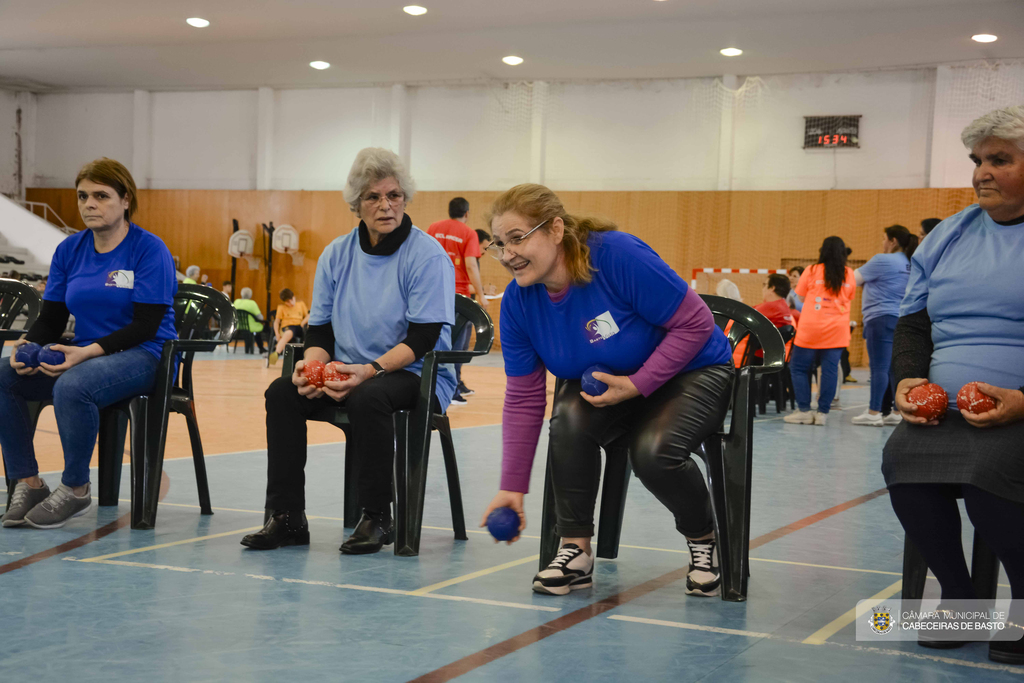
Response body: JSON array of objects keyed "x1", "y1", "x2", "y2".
[
  {"x1": 585, "y1": 311, "x2": 620, "y2": 343},
  {"x1": 106, "y1": 270, "x2": 135, "y2": 289}
]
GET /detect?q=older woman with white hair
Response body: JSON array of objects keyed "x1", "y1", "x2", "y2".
[
  {"x1": 242, "y1": 148, "x2": 457, "y2": 555},
  {"x1": 882, "y1": 105, "x2": 1024, "y2": 664},
  {"x1": 232, "y1": 286, "x2": 266, "y2": 354},
  {"x1": 182, "y1": 265, "x2": 200, "y2": 284}
]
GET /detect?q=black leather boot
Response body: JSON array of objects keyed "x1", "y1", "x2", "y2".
[
  {"x1": 339, "y1": 509, "x2": 394, "y2": 555},
  {"x1": 240, "y1": 509, "x2": 310, "y2": 550}
]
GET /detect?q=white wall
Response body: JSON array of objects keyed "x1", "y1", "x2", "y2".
[
  {"x1": 12, "y1": 60, "x2": 1023, "y2": 194},
  {"x1": 0, "y1": 90, "x2": 19, "y2": 198}
]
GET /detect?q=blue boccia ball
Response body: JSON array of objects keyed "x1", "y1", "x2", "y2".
[
  {"x1": 486, "y1": 507, "x2": 520, "y2": 542},
  {"x1": 38, "y1": 344, "x2": 65, "y2": 366},
  {"x1": 581, "y1": 364, "x2": 613, "y2": 396},
  {"x1": 15, "y1": 342, "x2": 42, "y2": 367}
]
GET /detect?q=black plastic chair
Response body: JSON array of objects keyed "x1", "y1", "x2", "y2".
[
  {"x1": 280, "y1": 293, "x2": 493, "y2": 556},
  {"x1": 749, "y1": 324, "x2": 796, "y2": 414},
  {"x1": 231, "y1": 308, "x2": 263, "y2": 354},
  {"x1": 5, "y1": 285, "x2": 235, "y2": 529},
  {"x1": 538, "y1": 295, "x2": 785, "y2": 602},
  {"x1": 0, "y1": 278, "x2": 42, "y2": 351},
  {"x1": 902, "y1": 516, "x2": 1001, "y2": 601}
]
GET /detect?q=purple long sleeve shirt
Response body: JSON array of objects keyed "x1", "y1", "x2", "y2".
[{"x1": 500, "y1": 287, "x2": 715, "y2": 492}]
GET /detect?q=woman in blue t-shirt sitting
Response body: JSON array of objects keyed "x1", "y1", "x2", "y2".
[
  {"x1": 1, "y1": 158, "x2": 178, "y2": 530},
  {"x1": 480, "y1": 184, "x2": 734, "y2": 597},
  {"x1": 851, "y1": 224, "x2": 917, "y2": 427},
  {"x1": 883, "y1": 106, "x2": 1024, "y2": 664}
]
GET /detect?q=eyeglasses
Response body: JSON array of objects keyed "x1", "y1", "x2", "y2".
[
  {"x1": 486, "y1": 219, "x2": 548, "y2": 260},
  {"x1": 361, "y1": 191, "x2": 405, "y2": 207}
]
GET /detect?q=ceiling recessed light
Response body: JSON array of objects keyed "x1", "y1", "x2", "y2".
[
  {"x1": 309, "y1": 61, "x2": 331, "y2": 70},
  {"x1": 971, "y1": 34, "x2": 998, "y2": 43},
  {"x1": 403, "y1": 5, "x2": 428, "y2": 15},
  {"x1": 720, "y1": 47, "x2": 743, "y2": 57},
  {"x1": 185, "y1": 17, "x2": 210, "y2": 28},
  {"x1": 502, "y1": 56, "x2": 524, "y2": 66}
]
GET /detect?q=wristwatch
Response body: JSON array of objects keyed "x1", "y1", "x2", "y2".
[{"x1": 369, "y1": 361, "x2": 386, "y2": 379}]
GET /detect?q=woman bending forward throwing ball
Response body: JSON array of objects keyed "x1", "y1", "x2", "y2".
[{"x1": 481, "y1": 184, "x2": 734, "y2": 596}]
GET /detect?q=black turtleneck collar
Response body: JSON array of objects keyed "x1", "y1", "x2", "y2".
[
  {"x1": 995, "y1": 211, "x2": 1024, "y2": 227},
  {"x1": 359, "y1": 214, "x2": 413, "y2": 255}
]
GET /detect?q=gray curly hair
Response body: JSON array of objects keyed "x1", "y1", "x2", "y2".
[
  {"x1": 961, "y1": 105, "x2": 1024, "y2": 151},
  {"x1": 342, "y1": 147, "x2": 416, "y2": 213},
  {"x1": 240, "y1": 287, "x2": 252, "y2": 299}
]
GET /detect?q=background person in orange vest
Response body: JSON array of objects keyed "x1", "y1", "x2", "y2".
[{"x1": 428, "y1": 197, "x2": 488, "y2": 404}]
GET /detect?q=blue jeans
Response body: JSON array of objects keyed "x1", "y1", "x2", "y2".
[
  {"x1": 0, "y1": 347, "x2": 159, "y2": 487},
  {"x1": 863, "y1": 315, "x2": 897, "y2": 413},
  {"x1": 789, "y1": 345, "x2": 843, "y2": 413}
]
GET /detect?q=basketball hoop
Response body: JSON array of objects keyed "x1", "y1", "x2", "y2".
[{"x1": 271, "y1": 224, "x2": 305, "y2": 266}]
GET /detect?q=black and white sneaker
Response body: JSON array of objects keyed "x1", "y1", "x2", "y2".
[
  {"x1": 532, "y1": 543, "x2": 593, "y2": 595},
  {"x1": 458, "y1": 381, "x2": 475, "y2": 396},
  {"x1": 685, "y1": 537, "x2": 721, "y2": 597}
]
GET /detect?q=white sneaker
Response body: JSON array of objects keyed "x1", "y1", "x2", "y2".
[
  {"x1": 533, "y1": 543, "x2": 593, "y2": 595},
  {"x1": 784, "y1": 410, "x2": 815, "y2": 424},
  {"x1": 851, "y1": 411, "x2": 884, "y2": 427},
  {"x1": 813, "y1": 412, "x2": 828, "y2": 426},
  {"x1": 883, "y1": 412, "x2": 902, "y2": 426},
  {"x1": 831, "y1": 395, "x2": 840, "y2": 408},
  {"x1": 685, "y1": 537, "x2": 721, "y2": 597}
]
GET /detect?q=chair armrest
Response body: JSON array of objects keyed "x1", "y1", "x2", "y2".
[
  {"x1": 171, "y1": 339, "x2": 224, "y2": 353},
  {"x1": 432, "y1": 349, "x2": 489, "y2": 364},
  {"x1": 0, "y1": 330, "x2": 27, "y2": 341},
  {"x1": 281, "y1": 343, "x2": 303, "y2": 378}
]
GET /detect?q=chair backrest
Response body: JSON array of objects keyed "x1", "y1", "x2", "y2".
[
  {"x1": 700, "y1": 295, "x2": 785, "y2": 374},
  {"x1": 234, "y1": 307, "x2": 258, "y2": 333},
  {"x1": 0, "y1": 278, "x2": 41, "y2": 332},
  {"x1": 777, "y1": 324, "x2": 796, "y2": 345},
  {"x1": 174, "y1": 285, "x2": 236, "y2": 341},
  {"x1": 454, "y1": 294, "x2": 494, "y2": 354}
]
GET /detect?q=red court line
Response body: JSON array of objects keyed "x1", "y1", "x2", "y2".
[
  {"x1": 0, "y1": 472, "x2": 170, "y2": 576},
  {"x1": 409, "y1": 486, "x2": 891, "y2": 683}
]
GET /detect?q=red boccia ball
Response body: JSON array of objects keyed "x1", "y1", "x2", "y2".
[
  {"x1": 957, "y1": 382, "x2": 997, "y2": 415},
  {"x1": 302, "y1": 360, "x2": 326, "y2": 388},
  {"x1": 906, "y1": 382, "x2": 948, "y2": 421},
  {"x1": 323, "y1": 361, "x2": 351, "y2": 384}
]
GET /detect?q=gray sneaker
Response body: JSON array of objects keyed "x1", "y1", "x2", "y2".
[
  {"x1": 24, "y1": 483, "x2": 92, "y2": 529},
  {"x1": 1, "y1": 479, "x2": 51, "y2": 527}
]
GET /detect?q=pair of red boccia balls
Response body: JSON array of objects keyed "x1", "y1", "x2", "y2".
[
  {"x1": 300, "y1": 360, "x2": 351, "y2": 388},
  {"x1": 906, "y1": 381, "x2": 997, "y2": 421},
  {"x1": 15, "y1": 342, "x2": 65, "y2": 368}
]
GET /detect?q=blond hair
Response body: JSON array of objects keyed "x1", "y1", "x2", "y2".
[
  {"x1": 75, "y1": 158, "x2": 139, "y2": 221},
  {"x1": 487, "y1": 184, "x2": 616, "y2": 284}
]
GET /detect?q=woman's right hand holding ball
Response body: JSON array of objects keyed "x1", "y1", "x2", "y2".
[{"x1": 480, "y1": 491, "x2": 526, "y2": 545}]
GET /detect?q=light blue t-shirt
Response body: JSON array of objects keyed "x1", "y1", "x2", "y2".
[
  {"x1": 308, "y1": 225, "x2": 457, "y2": 411},
  {"x1": 857, "y1": 252, "x2": 910, "y2": 323},
  {"x1": 901, "y1": 204, "x2": 1024, "y2": 409}
]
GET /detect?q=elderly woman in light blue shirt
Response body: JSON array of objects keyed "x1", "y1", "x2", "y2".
[{"x1": 882, "y1": 105, "x2": 1024, "y2": 665}]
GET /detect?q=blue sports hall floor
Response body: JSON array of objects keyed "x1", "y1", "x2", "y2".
[{"x1": 0, "y1": 366, "x2": 1017, "y2": 682}]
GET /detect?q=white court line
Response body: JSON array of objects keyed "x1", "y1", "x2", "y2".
[
  {"x1": 64, "y1": 558, "x2": 559, "y2": 613},
  {"x1": 608, "y1": 614, "x2": 1024, "y2": 675}
]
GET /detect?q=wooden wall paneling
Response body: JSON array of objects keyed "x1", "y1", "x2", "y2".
[
  {"x1": 629, "y1": 192, "x2": 681, "y2": 271},
  {"x1": 185, "y1": 190, "x2": 231, "y2": 289},
  {"x1": 26, "y1": 188, "x2": 85, "y2": 231},
  {"x1": 136, "y1": 190, "x2": 192, "y2": 275}
]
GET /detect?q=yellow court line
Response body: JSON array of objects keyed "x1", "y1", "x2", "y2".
[
  {"x1": 409, "y1": 554, "x2": 540, "y2": 595},
  {"x1": 608, "y1": 615, "x2": 772, "y2": 638},
  {"x1": 80, "y1": 526, "x2": 264, "y2": 562},
  {"x1": 802, "y1": 579, "x2": 903, "y2": 645}
]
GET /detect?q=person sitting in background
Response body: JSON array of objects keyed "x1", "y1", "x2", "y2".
[
  {"x1": 1, "y1": 157, "x2": 178, "y2": 530},
  {"x1": 851, "y1": 224, "x2": 917, "y2": 427},
  {"x1": 883, "y1": 105, "x2": 1024, "y2": 665},
  {"x1": 715, "y1": 278, "x2": 742, "y2": 302},
  {"x1": 476, "y1": 229, "x2": 492, "y2": 253},
  {"x1": 919, "y1": 217, "x2": 941, "y2": 241},
  {"x1": 269, "y1": 287, "x2": 309, "y2": 364},
  {"x1": 34, "y1": 277, "x2": 47, "y2": 294},
  {"x1": 786, "y1": 266, "x2": 804, "y2": 313},
  {"x1": 784, "y1": 236, "x2": 856, "y2": 426},
  {"x1": 473, "y1": 229, "x2": 499, "y2": 298},
  {"x1": 730, "y1": 273, "x2": 795, "y2": 367},
  {"x1": 233, "y1": 286, "x2": 266, "y2": 355},
  {"x1": 182, "y1": 265, "x2": 200, "y2": 284}
]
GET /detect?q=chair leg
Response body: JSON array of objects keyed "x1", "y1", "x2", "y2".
[
  {"x1": 129, "y1": 397, "x2": 152, "y2": 529},
  {"x1": 901, "y1": 534, "x2": 929, "y2": 601},
  {"x1": 539, "y1": 448, "x2": 561, "y2": 570},
  {"x1": 971, "y1": 533, "x2": 1001, "y2": 601},
  {"x1": 394, "y1": 407, "x2": 433, "y2": 557},
  {"x1": 182, "y1": 403, "x2": 213, "y2": 515},
  {"x1": 96, "y1": 408, "x2": 128, "y2": 506},
  {"x1": 343, "y1": 437, "x2": 360, "y2": 528},
  {"x1": 435, "y1": 416, "x2": 467, "y2": 541},
  {"x1": 596, "y1": 447, "x2": 631, "y2": 560}
]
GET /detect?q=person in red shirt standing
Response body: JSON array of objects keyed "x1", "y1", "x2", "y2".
[{"x1": 428, "y1": 197, "x2": 488, "y2": 404}]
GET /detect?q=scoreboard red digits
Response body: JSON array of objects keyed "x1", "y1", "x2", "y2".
[{"x1": 804, "y1": 115, "x2": 861, "y2": 149}]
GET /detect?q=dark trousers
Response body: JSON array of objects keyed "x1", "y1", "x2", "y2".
[
  {"x1": 453, "y1": 322, "x2": 472, "y2": 392},
  {"x1": 889, "y1": 483, "x2": 1024, "y2": 600},
  {"x1": 548, "y1": 364, "x2": 733, "y2": 538},
  {"x1": 863, "y1": 315, "x2": 897, "y2": 413},
  {"x1": 264, "y1": 370, "x2": 421, "y2": 513}
]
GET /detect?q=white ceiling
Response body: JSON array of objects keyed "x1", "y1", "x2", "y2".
[{"x1": 0, "y1": 0, "x2": 1021, "y2": 91}]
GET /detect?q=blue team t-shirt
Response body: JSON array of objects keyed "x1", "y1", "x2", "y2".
[
  {"x1": 501, "y1": 231, "x2": 732, "y2": 379},
  {"x1": 857, "y1": 252, "x2": 911, "y2": 323},
  {"x1": 308, "y1": 225, "x2": 458, "y2": 412},
  {"x1": 901, "y1": 204, "x2": 1024, "y2": 409},
  {"x1": 44, "y1": 224, "x2": 178, "y2": 360}
]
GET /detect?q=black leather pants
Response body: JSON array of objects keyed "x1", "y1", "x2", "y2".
[{"x1": 547, "y1": 363, "x2": 733, "y2": 538}]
